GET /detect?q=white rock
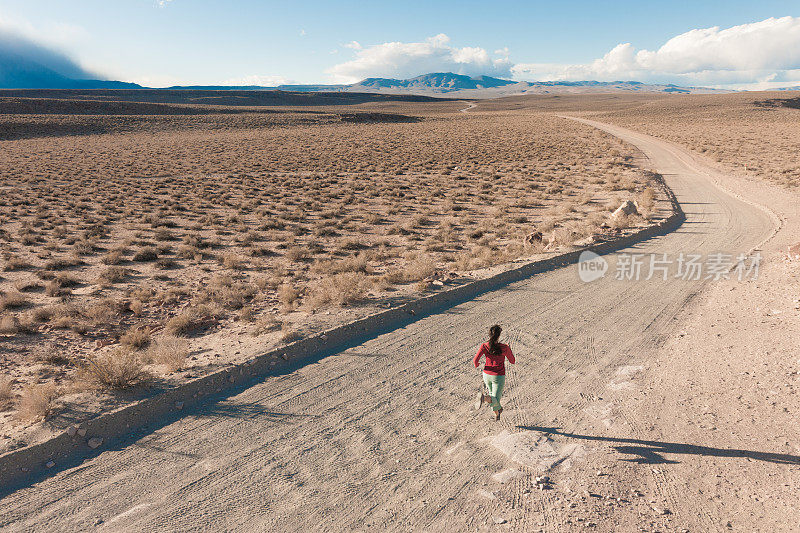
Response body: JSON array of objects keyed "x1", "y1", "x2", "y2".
[
  {"x1": 612, "y1": 200, "x2": 639, "y2": 219},
  {"x1": 87, "y1": 437, "x2": 103, "y2": 449},
  {"x1": 493, "y1": 517, "x2": 507, "y2": 524}
]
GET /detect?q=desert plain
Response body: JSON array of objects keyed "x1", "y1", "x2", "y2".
[{"x1": 1, "y1": 89, "x2": 800, "y2": 532}]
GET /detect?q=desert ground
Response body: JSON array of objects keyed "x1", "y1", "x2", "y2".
[
  {"x1": 2, "y1": 90, "x2": 800, "y2": 531},
  {"x1": 0, "y1": 93, "x2": 661, "y2": 452}
]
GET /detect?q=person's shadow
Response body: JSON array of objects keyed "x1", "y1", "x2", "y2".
[{"x1": 518, "y1": 425, "x2": 800, "y2": 465}]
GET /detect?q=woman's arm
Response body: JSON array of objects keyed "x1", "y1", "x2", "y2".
[
  {"x1": 473, "y1": 345, "x2": 484, "y2": 368},
  {"x1": 506, "y1": 346, "x2": 515, "y2": 364}
]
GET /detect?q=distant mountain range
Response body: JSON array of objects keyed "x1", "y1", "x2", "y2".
[
  {"x1": 163, "y1": 73, "x2": 732, "y2": 96},
  {"x1": 0, "y1": 52, "x2": 749, "y2": 97},
  {"x1": 0, "y1": 48, "x2": 142, "y2": 90}
]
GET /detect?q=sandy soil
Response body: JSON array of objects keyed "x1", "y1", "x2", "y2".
[{"x1": 2, "y1": 115, "x2": 797, "y2": 532}]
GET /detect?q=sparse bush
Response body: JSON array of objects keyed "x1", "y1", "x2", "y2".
[
  {"x1": 0, "y1": 375, "x2": 13, "y2": 411},
  {"x1": 305, "y1": 272, "x2": 368, "y2": 310},
  {"x1": 284, "y1": 246, "x2": 308, "y2": 262},
  {"x1": 0, "y1": 314, "x2": 18, "y2": 334},
  {"x1": 14, "y1": 383, "x2": 58, "y2": 422},
  {"x1": 102, "y1": 249, "x2": 125, "y2": 265},
  {"x1": 133, "y1": 246, "x2": 159, "y2": 262},
  {"x1": 145, "y1": 336, "x2": 189, "y2": 372},
  {"x1": 97, "y1": 266, "x2": 128, "y2": 285},
  {"x1": 278, "y1": 284, "x2": 301, "y2": 309},
  {"x1": 252, "y1": 315, "x2": 282, "y2": 336},
  {"x1": 0, "y1": 291, "x2": 27, "y2": 311},
  {"x1": 3, "y1": 255, "x2": 31, "y2": 271},
  {"x1": 79, "y1": 348, "x2": 148, "y2": 390},
  {"x1": 120, "y1": 326, "x2": 151, "y2": 350}
]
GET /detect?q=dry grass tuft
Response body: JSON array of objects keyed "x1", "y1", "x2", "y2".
[
  {"x1": 14, "y1": 383, "x2": 58, "y2": 422},
  {"x1": 119, "y1": 325, "x2": 151, "y2": 350},
  {"x1": 78, "y1": 348, "x2": 149, "y2": 390},
  {"x1": 305, "y1": 272, "x2": 368, "y2": 310},
  {"x1": 0, "y1": 375, "x2": 13, "y2": 411},
  {"x1": 145, "y1": 336, "x2": 189, "y2": 372}
]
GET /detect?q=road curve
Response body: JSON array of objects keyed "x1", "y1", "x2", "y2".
[{"x1": 0, "y1": 120, "x2": 775, "y2": 532}]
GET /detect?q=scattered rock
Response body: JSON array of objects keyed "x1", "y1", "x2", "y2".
[
  {"x1": 525, "y1": 231, "x2": 544, "y2": 245},
  {"x1": 94, "y1": 518, "x2": 104, "y2": 526},
  {"x1": 46, "y1": 460, "x2": 55, "y2": 468},
  {"x1": 281, "y1": 353, "x2": 289, "y2": 361},
  {"x1": 66, "y1": 426, "x2": 77, "y2": 437},
  {"x1": 87, "y1": 437, "x2": 103, "y2": 449},
  {"x1": 787, "y1": 242, "x2": 800, "y2": 261},
  {"x1": 612, "y1": 200, "x2": 640, "y2": 219},
  {"x1": 77, "y1": 428, "x2": 87, "y2": 437},
  {"x1": 175, "y1": 401, "x2": 184, "y2": 410}
]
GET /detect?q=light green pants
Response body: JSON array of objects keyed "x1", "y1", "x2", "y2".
[{"x1": 483, "y1": 373, "x2": 506, "y2": 411}]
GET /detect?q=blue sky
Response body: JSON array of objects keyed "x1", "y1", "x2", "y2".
[{"x1": 1, "y1": 0, "x2": 799, "y2": 88}]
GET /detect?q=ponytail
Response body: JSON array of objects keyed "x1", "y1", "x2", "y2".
[{"x1": 488, "y1": 324, "x2": 502, "y2": 355}]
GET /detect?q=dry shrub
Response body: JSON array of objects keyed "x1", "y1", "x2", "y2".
[
  {"x1": 102, "y1": 249, "x2": 124, "y2": 265},
  {"x1": 79, "y1": 348, "x2": 148, "y2": 390},
  {"x1": 284, "y1": 246, "x2": 308, "y2": 262},
  {"x1": 252, "y1": 315, "x2": 282, "y2": 336},
  {"x1": 278, "y1": 284, "x2": 301, "y2": 308},
  {"x1": 305, "y1": 272, "x2": 368, "y2": 310},
  {"x1": 97, "y1": 266, "x2": 128, "y2": 285},
  {"x1": 45, "y1": 280, "x2": 66, "y2": 297},
  {"x1": 239, "y1": 306, "x2": 254, "y2": 322},
  {"x1": 403, "y1": 255, "x2": 437, "y2": 282},
  {"x1": 0, "y1": 314, "x2": 18, "y2": 334},
  {"x1": 129, "y1": 299, "x2": 144, "y2": 316},
  {"x1": 0, "y1": 291, "x2": 27, "y2": 311},
  {"x1": 14, "y1": 280, "x2": 41, "y2": 292},
  {"x1": 14, "y1": 383, "x2": 58, "y2": 422},
  {"x1": 637, "y1": 187, "x2": 656, "y2": 216},
  {"x1": 220, "y1": 253, "x2": 245, "y2": 270},
  {"x1": 3, "y1": 255, "x2": 31, "y2": 271},
  {"x1": 120, "y1": 326, "x2": 151, "y2": 350},
  {"x1": 165, "y1": 305, "x2": 217, "y2": 336},
  {"x1": 0, "y1": 375, "x2": 13, "y2": 411},
  {"x1": 165, "y1": 312, "x2": 194, "y2": 336},
  {"x1": 610, "y1": 213, "x2": 635, "y2": 230},
  {"x1": 84, "y1": 299, "x2": 122, "y2": 326},
  {"x1": 281, "y1": 326, "x2": 303, "y2": 343},
  {"x1": 310, "y1": 253, "x2": 371, "y2": 275},
  {"x1": 133, "y1": 246, "x2": 159, "y2": 262},
  {"x1": 146, "y1": 336, "x2": 189, "y2": 372}
]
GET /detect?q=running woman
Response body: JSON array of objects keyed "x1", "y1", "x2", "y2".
[{"x1": 473, "y1": 324, "x2": 515, "y2": 421}]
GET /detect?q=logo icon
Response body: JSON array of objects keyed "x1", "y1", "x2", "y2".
[{"x1": 577, "y1": 251, "x2": 608, "y2": 283}]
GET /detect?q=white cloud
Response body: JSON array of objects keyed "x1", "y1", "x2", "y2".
[
  {"x1": 221, "y1": 75, "x2": 290, "y2": 87},
  {"x1": 512, "y1": 16, "x2": 800, "y2": 88},
  {"x1": 0, "y1": 15, "x2": 97, "y2": 79},
  {"x1": 157, "y1": 0, "x2": 173, "y2": 7},
  {"x1": 327, "y1": 34, "x2": 512, "y2": 83}
]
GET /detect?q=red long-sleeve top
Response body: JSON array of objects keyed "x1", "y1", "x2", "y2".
[{"x1": 473, "y1": 342, "x2": 515, "y2": 376}]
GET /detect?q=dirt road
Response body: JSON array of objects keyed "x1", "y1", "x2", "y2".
[{"x1": 0, "y1": 120, "x2": 780, "y2": 532}]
